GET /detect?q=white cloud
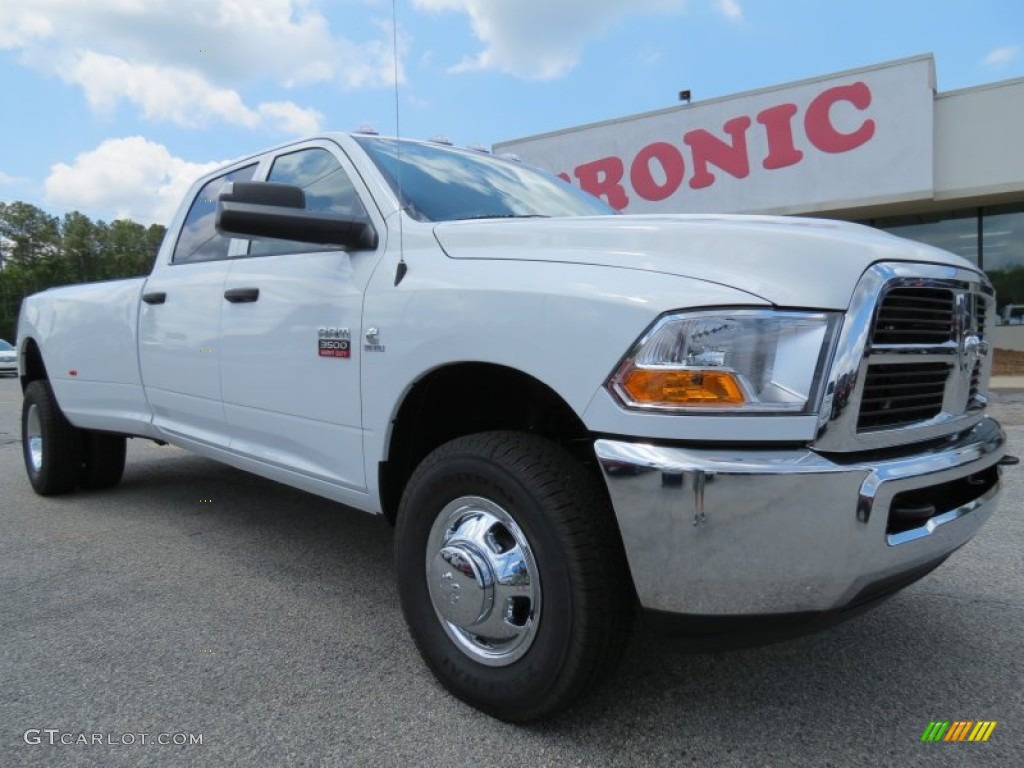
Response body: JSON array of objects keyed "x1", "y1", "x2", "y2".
[
  {"x1": 257, "y1": 101, "x2": 324, "y2": 135},
  {"x1": 983, "y1": 45, "x2": 1019, "y2": 69},
  {"x1": 0, "y1": 171, "x2": 26, "y2": 185},
  {"x1": 0, "y1": 1, "x2": 400, "y2": 129},
  {"x1": 68, "y1": 52, "x2": 259, "y2": 128},
  {"x1": 2, "y1": 0, "x2": 397, "y2": 87},
  {"x1": 336, "y1": 22, "x2": 405, "y2": 90},
  {"x1": 0, "y1": 8, "x2": 53, "y2": 49},
  {"x1": 714, "y1": 0, "x2": 742, "y2": 21},
  {"x1": 412, "y1": 0, "x2": 685, "y2": 79},
  {"x1": 44, "y1": 137, "x2": 227, "y2": 225},
  {"x1": 62, "y1": 51, "x2": 323, "y2": 134}
]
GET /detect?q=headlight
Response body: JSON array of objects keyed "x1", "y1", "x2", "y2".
[{"x1": 609, "y1": 310, "x2": 840, "y2": 413}]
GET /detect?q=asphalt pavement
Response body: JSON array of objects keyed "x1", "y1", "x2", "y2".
[{"x1": 1, "y1": 376, "x2": 1022, "y2": 767}]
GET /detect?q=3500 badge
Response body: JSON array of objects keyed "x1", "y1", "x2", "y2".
[{"x1": 318, "y1": 327, "x2": 351, "y2": 359}]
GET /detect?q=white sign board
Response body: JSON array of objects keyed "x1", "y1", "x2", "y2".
[{"x1": 495, "y1": 56, "x2": 936, "y2": 215}]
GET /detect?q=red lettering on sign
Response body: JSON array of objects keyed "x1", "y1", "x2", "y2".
[
  {"x1": 557, "y1": 172, "x2": 572, "y2": 183},
  {"x1": 683, "y1": 116, "x2": 752, "y2": 190},
  {"x1": 804, "y1": 81, "x2": 875, "y2": 154},
  {"x1": 630, "y1": 142, "x2": 685, "y2": 201},
  {"x1": 552, "y1": 79, "x2": 878, "y2": 209},
  {"x1": 756, "y1": 103, "x2": 804, "y2": 170},
  {"x1": 574, "y1": 156, "x2": 629, "y2": 210}
]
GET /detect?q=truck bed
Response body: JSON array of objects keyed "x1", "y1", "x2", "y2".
[{"x1": 18, "y1": 277, "x2": 157, "y2": 437}]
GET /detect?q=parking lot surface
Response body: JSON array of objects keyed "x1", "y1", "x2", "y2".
[{"x1": 1, "y1": 376, "x2": 1022, "y2": 767}]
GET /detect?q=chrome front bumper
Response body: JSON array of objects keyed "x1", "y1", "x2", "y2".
[{"x1": 595, "y1": 417, "x2": 1006, "y2": 616}]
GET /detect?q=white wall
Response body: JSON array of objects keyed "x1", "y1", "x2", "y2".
[
  {"x1": 935, "y1": 78, "x2": 1024, "y2": 202},
  {"x1": 993, "y1": 326, "x2": 1024, "y2": 352}
]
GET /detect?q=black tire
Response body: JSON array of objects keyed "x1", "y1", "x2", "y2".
[
  {"x1": 80, "y1": 433, "x2": 126, "y2": 490},
  {"x1": 22, "y1": 380, "x2": 84, "y2": 496},
  {"x1": 395, "y1": 431, "x2": 634, "y2": 722}
]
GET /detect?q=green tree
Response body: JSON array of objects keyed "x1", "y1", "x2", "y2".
[
  {"x1": 0, "y1": 201, "x2": 61, "y2": 269},
  {"x1": 60, "y1": 211, "x2": 102, "y2": 283},
  {"x1": 100, "y1": 219, "x2": 163, "y2": 278}
]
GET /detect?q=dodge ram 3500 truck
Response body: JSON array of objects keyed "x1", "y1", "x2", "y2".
[{"x1": 18, "y1": 134, "x2": 1008, "y2": 721}]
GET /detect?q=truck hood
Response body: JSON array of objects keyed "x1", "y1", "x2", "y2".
[{"x1": 432, "y1": 214, "x2": 979, "y2": 310}]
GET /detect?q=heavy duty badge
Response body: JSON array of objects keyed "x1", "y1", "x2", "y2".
[{"x1": 318, "y1": 327, "x2": 351, "y2": 358}]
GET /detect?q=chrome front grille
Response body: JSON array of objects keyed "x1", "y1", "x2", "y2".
[
  {"x1": 872, "y1": 286, "x2": 955, "y2": 344},
  {"x1": 857, "y1": 284, "x2": 965, "y2": 432},
  {"x1": 856, "y1": 283, "x2": 990, "y2": 433},
  {"x1": 814, "y1": 263, "x2": 994, "y2": 453},
  {"x1": 857, "y1": 362, "x2": 950, "y2": 431}
]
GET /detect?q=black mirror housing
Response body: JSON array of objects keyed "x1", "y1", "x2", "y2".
[
  {"x1": 220, "y1": 181, "x2": 306, "y2": 209},
  {"x1": 215, "y1": 182, "x2": 377, "y2": 250}
]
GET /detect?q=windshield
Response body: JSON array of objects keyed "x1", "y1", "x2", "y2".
[{"x1": 353, "y1": 137, "x2": 615, "y2": 222}]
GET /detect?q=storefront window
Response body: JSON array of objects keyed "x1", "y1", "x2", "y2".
[
  {"x1": 857, "y1": 204, "x2": 1024, "y2": 324},
  {"x1": 982, "y1": 204, "x2": 1024, "y2": 315},
  {"x1": 872, "y1": 210, "x2": 979, "y2": 265}
]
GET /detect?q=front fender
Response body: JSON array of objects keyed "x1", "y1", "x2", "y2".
[{"x1": 359, "y1": 250, "x2": 770, "y2": 497}]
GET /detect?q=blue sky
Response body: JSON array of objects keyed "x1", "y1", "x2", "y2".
[{"x1": 1, "y1": 0, "x2": 1021, "y2": 226}]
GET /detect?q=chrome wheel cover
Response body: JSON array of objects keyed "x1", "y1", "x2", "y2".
[
  {"x1": 426, "y1": 496, "x2": 541, "y2": 666},
  {"x1": 26, "y1": 403, "x2": 43, "y2": 473}
]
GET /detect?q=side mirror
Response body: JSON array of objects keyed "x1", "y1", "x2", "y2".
[{"x1": 215, "y1": 181, "x2": 377, "y2": 250}]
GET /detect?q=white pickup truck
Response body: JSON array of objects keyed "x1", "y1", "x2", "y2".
[{"x1": 17, "y1": 133, "x2": 1008, "y2": 721}]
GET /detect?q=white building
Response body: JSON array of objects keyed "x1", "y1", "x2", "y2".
[{"x1": 496, "y1": 54, "x2": 1024, "y2": 325}]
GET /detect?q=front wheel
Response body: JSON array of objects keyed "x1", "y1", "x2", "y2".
[{"x1": 395, "y1": 431, "x2": 634, "y2": 722}]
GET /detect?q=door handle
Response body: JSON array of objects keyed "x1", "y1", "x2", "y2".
[
  {"x1": 142, "y1": 291, "x2": 166, "y2": 305},
  {"x1": 224, "y1": 287, "x2": 260, "y2": 303}
]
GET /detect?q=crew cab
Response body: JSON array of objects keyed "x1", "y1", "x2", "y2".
[{"x1": 17, "y1": 133, "x2": 1009, "y2": 721}]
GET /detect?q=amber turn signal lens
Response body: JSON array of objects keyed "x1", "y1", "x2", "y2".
[{"x1": 620, "y1": 369, "x2": 745, "y2": 406}]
